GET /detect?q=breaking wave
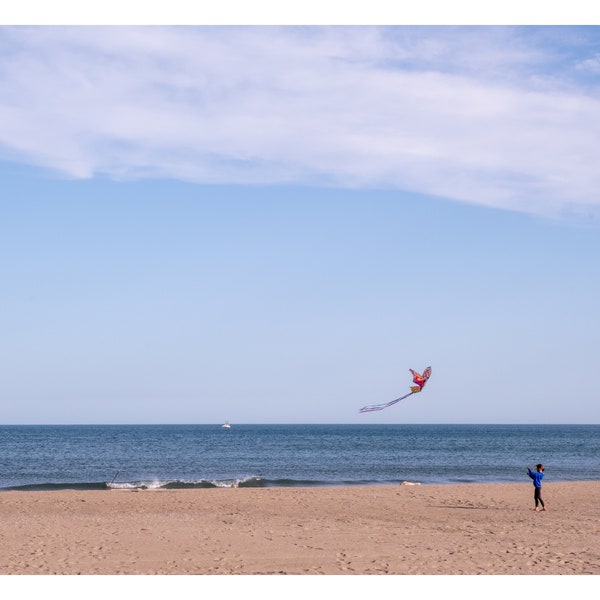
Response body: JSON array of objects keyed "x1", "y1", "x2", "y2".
[{"x1": 1, "y1": 476, "x2": 378, "y2": 492}]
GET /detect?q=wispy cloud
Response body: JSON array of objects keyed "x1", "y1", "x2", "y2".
[{"x1": 1, "y1": 26, "x2": 600, "y2": 216}]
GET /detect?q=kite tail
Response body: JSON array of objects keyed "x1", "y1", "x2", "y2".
[
  {"x1": 410, "y1": 386, "x2": 422, "y2": 393},
  {"x1": 358, "y1": 391, "x2": 414, "y2": 413}
]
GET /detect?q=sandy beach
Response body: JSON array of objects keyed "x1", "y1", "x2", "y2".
[{"x1": 1, "y1": 481, "x2": 599, "y2": 576}]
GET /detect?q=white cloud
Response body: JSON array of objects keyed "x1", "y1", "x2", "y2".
[{"x1": 1, "y1": 25, "x2": 600, "y2": 216}]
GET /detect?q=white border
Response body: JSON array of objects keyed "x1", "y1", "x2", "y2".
[{"x1": 1, "y1": 1, "x2": 599, "y2": 25}]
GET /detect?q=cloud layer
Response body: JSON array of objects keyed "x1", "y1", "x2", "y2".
[{"x1": 1, "y1": 26, "x2": 600, "y2": 216}]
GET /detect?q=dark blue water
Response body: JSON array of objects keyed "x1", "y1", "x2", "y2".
[{"x1": 0, "y1": 424, "x2": 598, "y2": 491}]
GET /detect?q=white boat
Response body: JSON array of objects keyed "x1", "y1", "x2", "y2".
[{"x1": 221, "y1": 420, "x2": 231, "y2": 429}]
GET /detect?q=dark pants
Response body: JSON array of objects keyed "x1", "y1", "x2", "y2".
[{"x1": 534, "y1": 487, "x2": 544, "y2": 508}]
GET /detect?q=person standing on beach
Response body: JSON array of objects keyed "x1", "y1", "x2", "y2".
[{"x1": 527, "y1": 464, "x2": 546, "y2": 511}]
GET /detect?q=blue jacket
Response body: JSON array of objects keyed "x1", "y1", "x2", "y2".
[{"x1": 528, "y1": 468, "x2": 544, "y2": 488}]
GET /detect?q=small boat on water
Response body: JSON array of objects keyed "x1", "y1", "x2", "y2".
[{"x1": 221, "y1": 420, "x2": 231, "y2": 429}]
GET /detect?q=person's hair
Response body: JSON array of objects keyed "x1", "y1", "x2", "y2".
[{"x1": 536, "y1": 464, "x2": 544, "y2": 471}]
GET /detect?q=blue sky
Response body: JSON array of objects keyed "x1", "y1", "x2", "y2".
[{"x1": 1, "y1": 21, "x2": 599, "y2": 424}]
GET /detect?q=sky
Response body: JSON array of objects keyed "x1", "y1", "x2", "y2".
[{"x1": 1, "y1": 11, "x2": 599, "y2": 425}]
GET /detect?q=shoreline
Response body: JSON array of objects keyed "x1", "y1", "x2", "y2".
[
  {"x1": 3, "y1": 475, "x2": 599, "y2": 492},
  {"x1": 1, "y1": 481, "x2": 599, "y2": 575}
]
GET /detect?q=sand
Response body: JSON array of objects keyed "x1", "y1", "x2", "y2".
[{"x1": 1, "y1": 481, "x2": 599, "y2": 576}]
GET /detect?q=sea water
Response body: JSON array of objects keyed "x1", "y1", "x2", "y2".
[{"x1": 0, "y1": 424, "x2": 598, "y2": 491}]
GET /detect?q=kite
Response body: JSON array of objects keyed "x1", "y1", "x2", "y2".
[{"x1": 359, "y1": 366, "x2": 432, "y2": 413}]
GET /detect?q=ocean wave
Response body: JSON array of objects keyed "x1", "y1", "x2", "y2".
[
  {"x1": 107, "y1": 476, "x2": 344, "y2": 489},
  {"x1": 1, "y1": 481, "x2": 109, "y2": 492},
  {"x1": 0, "y1": 476, "x2": 392, "y2": 492}
]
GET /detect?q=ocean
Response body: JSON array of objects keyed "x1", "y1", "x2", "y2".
[{"x1": 0, "y1": 424, "x2": 598, "y2": 491}]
